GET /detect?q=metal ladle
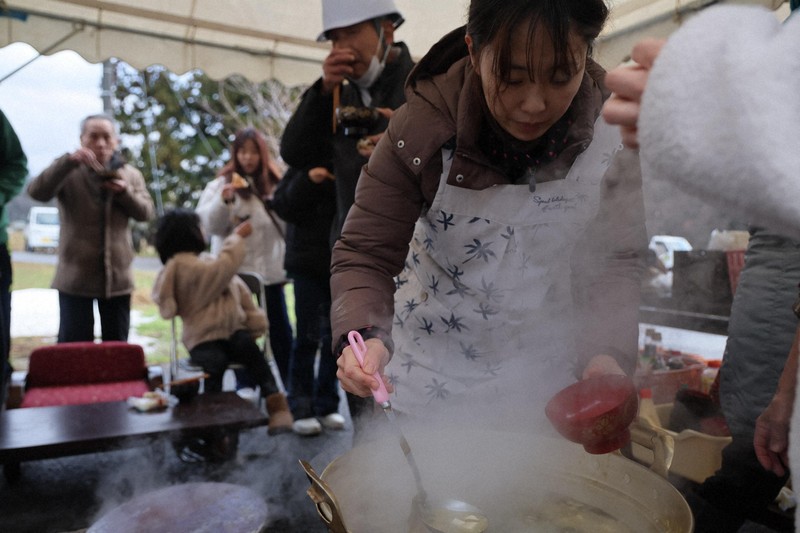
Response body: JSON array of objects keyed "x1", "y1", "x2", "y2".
[{"x1": 348, "y1": 331, "x2": 488, "y2": 533}]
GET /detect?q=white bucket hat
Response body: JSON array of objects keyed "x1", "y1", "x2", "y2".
[{"x1": 317, "y1": 0, "x2": 405, "y2": 42}]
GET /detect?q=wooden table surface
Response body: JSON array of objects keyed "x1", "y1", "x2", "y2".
[{"x1": 0, "y1": 392, "x2": 268, "y2": 463}]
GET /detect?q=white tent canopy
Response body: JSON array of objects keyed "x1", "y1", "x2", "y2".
[{"x1": 0, "y1": 0, "x2": 788, "y2": 85}]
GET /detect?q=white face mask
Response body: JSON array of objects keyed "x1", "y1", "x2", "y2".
[
  {"x1": 352, "y1": 55, "x2": 385, "y2": 90},
  {"x1": 351, "y1": 26, "x2": 388, "y2": 90}
]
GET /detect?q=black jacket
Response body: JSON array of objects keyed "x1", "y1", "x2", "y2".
[
  {"x1": 270, "y1": 167, "x2": 336, "y2": 280},
  {"x1": 280, "y1": 42, "x2": 415, "y2": 238}
]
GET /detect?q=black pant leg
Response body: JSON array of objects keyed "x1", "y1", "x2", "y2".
[
  {"x1": 97, "y1": 294, "x2": 131, "y2": 341},
  {"x1": 57, "y1": 292, "x2": 95, "y2": 342},
  {"x1": 188, "y1": 339, "x2": 231, "y2": 393},
  {"x1": 228, "y1": 329, "x2": 279, "y2": 397}
]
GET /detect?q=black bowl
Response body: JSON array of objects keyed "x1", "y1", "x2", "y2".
[{"x1": 336, "y1": 106, "x2": 380, "y2": 137}]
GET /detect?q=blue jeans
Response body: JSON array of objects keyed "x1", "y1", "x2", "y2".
[
  {"x1": 57, "y1": 292, "x2": 130, "y2": 343},
  {"x1": 287, "y1": 273, "x2": 339, "y2": 419}
]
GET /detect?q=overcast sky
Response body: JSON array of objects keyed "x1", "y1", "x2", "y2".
[{"x1": 0, "y1": 42, "x2": 104, "y2": 178}]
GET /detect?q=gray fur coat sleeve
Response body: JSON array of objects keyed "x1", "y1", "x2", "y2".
[{"x1": 639, "y1": 5, "x2": 800, "y2": 238}]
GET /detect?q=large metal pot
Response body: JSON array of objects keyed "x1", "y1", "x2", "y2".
[{"x1": 302, "y1": 425, "x2": 691, "y2": 532}]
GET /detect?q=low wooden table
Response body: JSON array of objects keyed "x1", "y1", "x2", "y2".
[{"x1": 0, "y1": 392, "x2": 268, "y2": 471}]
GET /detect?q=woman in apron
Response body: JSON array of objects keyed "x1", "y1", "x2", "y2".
[{"x1": 331, "y1": 0, "x2": 647, "y2": 425}]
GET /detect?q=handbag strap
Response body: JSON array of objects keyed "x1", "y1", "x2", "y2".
[{"x1": 264, "y1": 206, "x2": 285, "y2": 241}]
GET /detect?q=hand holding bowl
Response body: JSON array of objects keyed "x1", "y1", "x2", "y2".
[{"x1": 545, "y1": 374, "x2": 638, "y2": 454}]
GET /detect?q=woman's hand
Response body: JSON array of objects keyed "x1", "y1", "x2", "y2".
[
  {"x1": 582, "y1": 354, "x2": 627, "y2": 380},
  {"x1": 221, "y1": 183, "x2": 235, "y2": 203},
  {"x1": 602, "y1": 38, "x2": 666, "y2": 149},
  {"x1": 337, "y1": 337, "x2": 394, "y2": 398},
  {"x1": 234, "y1": 220, "x2": 252, "y2": 238}
]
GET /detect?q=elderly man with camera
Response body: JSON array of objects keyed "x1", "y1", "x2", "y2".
[{"x1": 28, "y1": 113, "x2": 154, "y2": 343}]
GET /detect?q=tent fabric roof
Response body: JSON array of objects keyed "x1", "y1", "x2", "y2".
[{"x1": 0, "y1": 0, "x2": 787, "y2": 85}]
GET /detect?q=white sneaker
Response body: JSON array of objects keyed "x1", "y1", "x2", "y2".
[
  {"x1": 293, "y1": 417, "x2": 322, "y2": 436},
  {"x1": 320, "y1": 412, "x2": 346, "y2": 430}
]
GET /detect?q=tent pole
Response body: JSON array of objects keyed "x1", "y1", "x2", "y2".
[{"x1": 141, "y1": 73, "x2": 165, "y2": 217}]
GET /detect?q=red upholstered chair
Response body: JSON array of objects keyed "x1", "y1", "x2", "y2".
[{"x1": 20, "y1": 341, "x2": 151, "y2": 408}]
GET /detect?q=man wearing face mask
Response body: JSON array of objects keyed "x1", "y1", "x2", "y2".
[
  {"x1": 280, "y1": 0, "x2": 414, "y2": 434},
  {"x1": 280, "y1": 0, "x2": 414, "y2": 242}
]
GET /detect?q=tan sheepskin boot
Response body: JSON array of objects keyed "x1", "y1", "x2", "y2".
[{"x1": 266, "y1": 393, "x2": 293, "y2": 435}]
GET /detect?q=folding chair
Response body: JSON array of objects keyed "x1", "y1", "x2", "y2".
[
  {"x1": 168, "y1": 271, "x2": 286, "y2": 393},
  {"x1": 169, "y1": 317, "x2": 206, "y2": 389}
]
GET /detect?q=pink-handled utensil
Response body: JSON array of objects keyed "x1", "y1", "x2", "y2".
[
  {"x1": 348, "y1": 330, "x2": 391, "y2": 406},
  {"x1": 347, "y1": 331, "x2": 487, "y2": 533}
]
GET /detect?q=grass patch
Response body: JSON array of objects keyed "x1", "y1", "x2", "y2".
[
  {"x1": 9, "y1": 257, "x2": 295, "y2": 371},
  {"x1": 7, "y1": 230, "x2": 24, "y2": 253},
  {"x1": 9, "y1": 261, "x2": 174, "y2": 369},
  {"x1": 12, "y1": 262, "x2": 55, "y2": 290}
]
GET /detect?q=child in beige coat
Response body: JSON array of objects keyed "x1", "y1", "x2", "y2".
[{"x1": 152, "y1": 208, "x2": 292, "y2": 434}]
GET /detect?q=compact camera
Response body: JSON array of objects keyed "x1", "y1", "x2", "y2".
[
  {"x1": 336, "y1": 106, "x2": 380, "y2": 138},
  {"x1": 98, "y1": 151, "x2": 126, "y2": 179}
]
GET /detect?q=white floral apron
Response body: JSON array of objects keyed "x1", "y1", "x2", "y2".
[{"x1": 388, "y1": 118, "x2": 623, "y2": 417}]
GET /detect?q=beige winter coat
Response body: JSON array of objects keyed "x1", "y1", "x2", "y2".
[{"x1": 151, "y1": 234, "x2": 267, "y2": 351}]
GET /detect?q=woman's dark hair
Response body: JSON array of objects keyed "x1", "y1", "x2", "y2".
[
  {"x1": 217, "y1": 127, "x2": 280, "y2": 198},
  {"x1": 466, "y1": 0, "x2": 609, "y2": 85},
  {"x1": 154, "y1": 208, "x2": 206, "y2": 264}
]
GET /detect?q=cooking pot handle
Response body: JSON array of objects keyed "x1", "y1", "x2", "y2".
[
  {"x1": 299, "y1": 460, "x2": 350, "y2": 533},
  {"x1": 628, "y1": 422, "x2": 675, "y2": 479}
]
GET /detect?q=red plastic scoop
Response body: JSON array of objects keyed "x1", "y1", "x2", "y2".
[{"x1": 545, "y1": 374, "x2": 639, "y2": 454}]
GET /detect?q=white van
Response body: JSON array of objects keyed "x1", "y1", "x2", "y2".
[
  {"x1": 24, "y1": 206, "x2": 60, "y2": 253},
  {"x1": 649, "y1": 235, "x2": 692, "y2": 271}
]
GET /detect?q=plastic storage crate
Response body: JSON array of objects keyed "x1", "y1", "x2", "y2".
[{"x1": 632, "y1": 403, "x2": 732, "y2": 484}]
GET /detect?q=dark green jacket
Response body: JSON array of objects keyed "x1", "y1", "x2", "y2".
[{"x1": 0, "y1": 110, "x2": 28, "y2": 245}]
